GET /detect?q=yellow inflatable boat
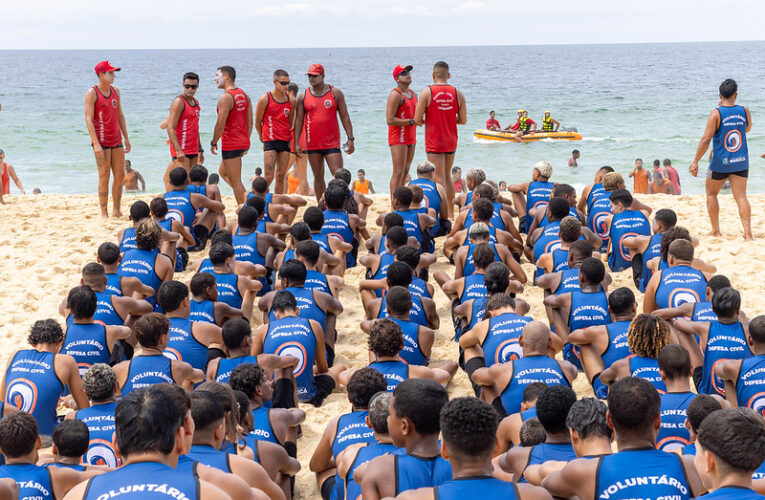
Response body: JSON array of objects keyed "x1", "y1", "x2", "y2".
[{"x1": 474, "y1": 129, "x2": 583, "y2": 142}]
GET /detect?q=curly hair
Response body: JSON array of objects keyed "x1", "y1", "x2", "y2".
[
  {"x1": 368, "y1": 319, "x2": 404, "y2": 357},
  {"x1": 440, "y1": 397, "x2": 499, "y2": 459},
  {"x1": 82, "y1": 364, "x2": 117, "y2": 402},
  {"x1": 28, "y1": 319, "x2": 64, "y2": 346},
  {"x1": 627, "y1": 314, "x2": 671, "y2": 359}
]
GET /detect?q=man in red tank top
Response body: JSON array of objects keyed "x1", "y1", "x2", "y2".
[
  {"x1": 386, "y1": 64, "x2": 419, "y2": 209},
  {"x1": 0, "y1": 150, "x2": 26, "y2": 204},
  {"x1": 254, "y1": 69, "x2": 295, "y2": 194},
  {"x1": 211, "y1": 65, "x2": 252, "y2": 205},
  {"x1": 166, "y1": 72, "x2": 203, "y2": 170},
  {"x1": 84, "y1": 60, "x2": 131, "y2": 218},
  {"x1": 294, "y1": 63, "x2": 355, "y2": 201},
  {"x1": 414, "y1": 61, "x2": 467, "y2": 219},
  {"x1": 285, "y1": 83, "x2": 312, "y2": 196}
]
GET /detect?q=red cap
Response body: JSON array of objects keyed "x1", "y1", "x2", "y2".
[
  {"x1": 307, "y1": 63, "x2": 325, "y2": 76},
  {"x1": 393, "y1": 64, "x2": 413, "y2": 80},
  {"x1": 94, "y1": 61, "x2": 121, "y2": 74}
]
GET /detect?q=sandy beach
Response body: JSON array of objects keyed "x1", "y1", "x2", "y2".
[{"x1": 0, "y1": 191, "x2": 762, "y2": 498}]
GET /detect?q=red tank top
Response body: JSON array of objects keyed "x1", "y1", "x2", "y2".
[
  {"x1": 1, "y1": 163, "x2": 10, "y2": 195},
  {"x1": 303, "y1": 86, "x2": 340, "y2": 151},
  {"x1": 263, "y1": 92, "x2": 292, "y2": 142},
  {"x1": 169, "y1": 96, "x2": 201, "y2": 156},
  {"x1": 424, "y1": 84, "x2": 459, "y2": 153},
  {"x1": 221, "y1": 88, "x2": 251, "y2": 151},
  {"x1": 92, "y1": 85, "x2": 122, "y2": 148},
  {"x1": 388, "y1": 88, "x2": 417, "y2": 146}
]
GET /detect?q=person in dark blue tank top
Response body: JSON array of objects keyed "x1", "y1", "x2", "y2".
[
  {"x1": 715, "y1": 315, "x2": 765, "y2": 414},
  {"x1": 644, "y1": 238, "x2": 710, "y2": 312},
  {"x1": 207, "y1": 242, "x2": 262, "y2": 312},
  {"x1": 74, "y1": 364, "x2": 121, "y2": 468},
  {"x1": 605, "y1": 189, "x2": 651, "y2": 272},
  {"x1": 77, "y1": 262, "x2": 155, "y2": 327},
  {"x1": 189, "y1": 272, "x2": 244, "y2": 326},
  {"x1": 621, "y1": 208, "x2": 677, "y2": 292},
  {"x1": 117, "y1": 218, "x2": 174, "y2": 309},
  {"x1": 295, "y1": 239, "x2": 342, "y2": 297},
  {"x1": 149, "y1": 197, "x2": 196, "y2": 264},
  {"x1": 365, "y1": 261, "x2": 439, "y2": 330},
  {"x1": 535, "y1": 214, "x2": 596, "y2": 278},
  {"x1": 47, "y1": 420, "x2": 97, "y2": 471},
  {"x1": 360, "y1": 226, "x2": 408, "y2": 299},
  {"x1": 409, "y1": 165, "x2": 448, "y2": 238},
  {"x1": 232, "y1": 206, "x2": 287, "y2": 295},
  {"x1": 656, "y1": 345, "x2": 695, "y2": 451},
  {"x1": 507, "y1": 161, "x2": 554, "y2": 233},
  {"x1": 165, "y1": 167, "x2": 226, "y2": 251},
  {"x1": 390, "y1": 186, "x2": 435, "y2": 254},
  {"x1": 323, "y1": 183, "x2": 364, "y2": 268},
  {"x1": 690, "y1": 78, "x2": 753, "y2": 241}
]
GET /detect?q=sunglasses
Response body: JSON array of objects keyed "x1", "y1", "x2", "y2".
[
  {"x1": 184, "y1": 84, "x2": 199, "y2": 89},
  {"x1": 277, "y1": 80, "x2": 290, "y2": 85},
  {"x1": 307, "y1": 74, "x2": 321, "y2": 78},
  {"x1": 399, "y1": 71, "x2": 410, "y2": 76}
]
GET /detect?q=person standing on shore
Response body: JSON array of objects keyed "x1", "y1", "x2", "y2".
[
  {"x1": 255, "y1": 69, "x2": 295, "y2": 194},
  {"x1": 211, "y1": 65, "x2": 252, "y2": 205},
  {"x1": 0, "y1": 149, "x2": 25, "y2": 204},
  {"x1": 663, "y1": 159, "x2": 681, "y2": 195},
  {"x1": 414, "y1": 61, "x2": 467, "y2": 219},
  {"x1": 628, "y1": 158, "x2": 648, "y2": 194},
  {"x1": 386, "y1": 64, "x2": 418, "y2": 205},
  {"x1": 84, "y1": 61, "x2": 130, "y2": 218},
  {"x1": 294, "y1": 63, "x2": 355, "y2": 201},
  {"x1": 166, "y1": 72, "x2": 203, "y2": 171},
  {"x1": 690, "y1": 78, "x2": 752, "y2": 240},
  {"x1": 286, "y1": 83, "x2": 311, "y2": 196}
]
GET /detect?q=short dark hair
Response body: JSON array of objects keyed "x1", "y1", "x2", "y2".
[
  {"x1": 115, "y1": 387, "x2": 182, "y2": 458},
  {"x1": 0, "y1": 411, "x2": 38, "y2": 458},
  {"x1": 698, "y1": 408, "x2": 765, "y2": 472},
  {"x1": 536, "y1": 385, "x2": 576, "y2": 434},
  {"x1": 291, "y1": 222, "x2": 311, "y2": 243},
  {"x1": 210, "y1": 229, "x2": 233, "y2": 247},
  {"x1": 154, "y1": 383, "x2": 191, "y2": 418},
  {"x1": 130, "y1": 200, "x2": 151, "y2": 221},
  {"x1": 474, "y1": 183, "x2": 495, "y2": 201},
  {"x1": 368, "y1": 392, "x2": 391, "y2": 434},
  {"x1": 433, "y1": 61, "x2": 449, "y2": 75},
  {"x1": 484, "y1": 262, "x2": 510, "y2": 295},
  {"x1": 472, "y1": 198, "x2": 494, "y2": 222},
  {"x1": 385, "y1": 261, "x2": 412, "y2": 287},
  {"x1": 383, "y1": 213, "x2": 404, "y2": 229},
  {"x1": 273, "y1": 69, "x2": 289, "y2": 79},
  {"x1": 707, "y1": 275, "x2": 732, "y2": 294},
  {"x1": 607, "y1": 377, "x2": 660, "y2": 436},
  {"x1": 553, "y1": 184, "x2": 575, "y2": 198},
  {"x1": 252, "y1": 177, "x2": 269, "y2": 194},
  {"x1": 278, "y1": 259, "x2": 307, "y2": 285},
  {"x1": 395, "y1": 245, "x2": 420, "y2": 270},
  {"x1": 654, "y1": 209, "x2": 677, "y2": 229},
  {"x1": 150, "y1": 197, "x2": 169, "y2": 218},
  {"x1": 609, "y1": 188, "x2": 633, "y2": 208},
  {"x1": 272, "y1": 290, "x2": 298, "y2": 313},
  {"x1": 218, "y1": 66, "x2": 236, "y2": 82},
  {"x1": 519, "y1": 418, "x2": 547, "y2": 447},
  {"x1": 209, "y1": 243, "x2": 235, "y2": 266},
  {"x1": 657, "y1": 344, "x2": 691, "y2": 379},
  {"x1": 183, "y1": 72, "x2": 199, "y2": 82},
  {"x1": 135, "y1": 313, "x2": 169, "y2": 348},
  {"x1": 245, "y1": 195, "x2": 265, "y2": 217},
  {"x1": 749, "y1": 315, "x2": 765, "y2": 344},
  {"x1": 238, "y1": 206, "x2": 259, "y2": 230},
  {"x1": 189, "y1": 164, "x2": 208, "y2": 183},
  {"x1": 668, "y1": 238, "x2": 694, "y2": 261},
  {"x1": 334, "y1": 168, "x2": 352, "y2": 185},
  {"x1": 190, "y1": 272, "x2": 216, "y2": 297},
  {"x1": 303, "y1": 206, "x2": 325, "y2": 231},
  {"x1": 687, "y1": 394, "x2": 722, "y2": 433},
  {"x1": 229, "y1": 363, "x2": 265, "y2": 398},
  {"x1": 659, "y1": 226, "x2": 692, "y2": 262},
  {"x1": 580, "y1": 257, "x2": 605, "y2": 284},
  {"x1": 97, "y1": 242, "x2": 120, "y2": 265},
  {"x1": 719, "y1": 78, "x2": 737, "y2": 99},
  {"x1": 208, "y1": 173, "x2": 220, "y2": 184},
  {"x1": 393, "y1": 187, "x2": 413, "y2": 206},
  {"x1": 169, "y1": 167, "x2": 188, "y2": 186},
  {"x1": 67, "y1": 285, "x2": 97, "y2": 319},
  {"x1": 324, "y1": 184, "x2": 346, "y2": 210},
  {"x1": 233, "y1": 390, "x2": 250, "y2": 423},
  {"x1": 347, "y1": 368, "x2": 387, "y2": 409},
  {"x1": 608, "y1": 287, "x2": 635, "y2": 315},
  {"x1": 222, "y1": 318, "x2": 251, "y2": 349},
  {"x1": 28, "y1": 319, "x2": 64, "y2": 346},
  {"x1": 569, "y1": 239, "x2": 593, "y2": 261},
  {"x1": 392, "y1": 378, "x2": 448, "y2": 435},
  {"x1": 440, "y1": 397, "x2": 499, "y2": 460},
  {"x1": 368, "y1": 319, "x2": 403, "y2": 357},
  {"x1": 486, "y1": 293, "x2": 515, "y2": 313},
  {"x1": 385, "y1": 286, "x2": 412, "y2": 316},
  {"x1": 711, "y1": 287, "x2": 740, "y2": 317},
  {"x1": 566, "y1": 398, "x2": 612, "y2": 440},
  {"x1": 82, "y1": 363, "x2": 117, "y2": 402},
  {"x1": 157, "y1": 280, "x2": 188, "y2": 312},
  {"x1": 472, "y1": 243, "x2": 496, "y2": 270},
  {"x1": 189, "y1": 390, "x2": 225, "y2": 432},
  {"x1": 295, "y1": 239, "x2": 320, "y2": 265},
  {"x1": 523, "y1": 382, "x2": 548, "y2": 404},
  {"x1": 53, "y1": 419, "x2": 89, "y2": 457},
  {"x1": 548, "y1": 197, "x2": 570, "y2": 220},
  {"x1": 386, "y1": 226, "x2": 409, "y2": 248}
]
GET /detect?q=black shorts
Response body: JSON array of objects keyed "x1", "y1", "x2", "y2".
[
  {"x1": 305, "y1": 148, "x2": 341, "y2": 156},
  {"x1": 222, "y1": 149, "x2": 247, "y2": 160},
  {"x1": 92, "y1": 144, "x2": 123, "y2": 150},
  {"x1": 307, "y1": 374, "x2": 336, "y2": 407},
  {"x1": 320, "y1": 475, "x2": 336, "y2": 500},
  {"x1": 264, "y1": 140, "x2": 291, "y2": 153},
  {"x1": 171, "y1": 153, "x2": 199, "y2": 162},
  {"x1": 425, "y1": 150, "x2": 455, "y2": 155},
  {"x1": 710, "y1": 169, "x2": 748, "y2": 181}
]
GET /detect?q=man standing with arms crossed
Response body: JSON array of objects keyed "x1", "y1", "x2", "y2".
[
  {"x1": 386, "y1": 64, "x2": 418, "y2": 205},
  {"x1": 294, "y1": 63, "x2": 355, "y2": 201},
  {"x1": 211, "y1": 65, "x2": 252, "y2": 205},
  {"x1": 255, "y1": 69, "x2": 295, "y2": 194},
  {"x1": 690, "y1": 78, "x2": 753, "y2": 240},
  {"x1": 414, "y1": 61, "x2": 467, "y2": 219},
  {"x1": 166, "y1": 72, "x2": 203, "y2": 171},
  {"x1": 84, "y1": 61, "x2": 130, "y2": 218}
]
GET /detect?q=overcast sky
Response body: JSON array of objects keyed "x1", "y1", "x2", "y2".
[{"x1": 2, "y1": 0, "x2": 763, "y2": 49}]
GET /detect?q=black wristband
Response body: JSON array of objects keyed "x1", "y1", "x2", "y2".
[
  {"x1": 198, "y1": 148, "x2": 204, "y2": 153},
  {"x1": 409, "y1": 119, "x2": 415, "y2": 126},
  {"x1": 348, "y1": 137, "x2": 354, "y2": 142},
  {"x1": 210, "y1": 141, "x2": 216, "y2": 147}
]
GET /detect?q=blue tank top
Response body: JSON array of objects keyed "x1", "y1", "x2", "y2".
[
  {"x1": 250, "y1": 405, "x2": 279, "y2": 444},
  {"x1": 410, "y1": 178, "x2": 442, "y2": 235},
  {"x1": 118, "y1": 248, "x2": 162, "y2": 306},
  {"x1": 306, "y1": 269, "x2": 332, "y2": 295},
  {"x1": 312, "y1": 233, "x2": 331, "y2": 253},
  {"x1": 187, "y1": 183, "x2": 207, "y2": 196},
  {"x1": 189, "y1": 298, "x2": 215, "y2": 324},
  {"x1": 435, "y1": 476, "x2": 519, "y2": 500},
  {"x1": 568, "y1": 290, "x2": 610, "y2": 334},
  {"x1": 394, "y1": 453, "x2": 452, "y2": 494},
  {"x1": 46, "y1": 462, "x2": 86, "y2": 471},
  {"x1": 521, "y1": 406, "x2": 537, "y2": 421},
  {"x1": 639, "y1": 233, "x2": 664, "y2": 292},
  {"x1": 76, "y1": 401, "x2": 120, "y2": 467},
  {"x1": 552, "y1": 249, "x2": 569, "y2": 272},
  {"x1": 657, "y1": 392, "x2": 694, "y2": 451},
  {"x1": 62, "y1": 322, "x2": 110, "y2": 375},
  {"x1": 83, "y1": 461, "x2": 199, "y2": 499},
  {"x1": 345, "y1": 442, "x2": 399, "y2": 500},
  {"x1": 0, "y1": 463, "x2": 54, "y2": 499},
  {"x1": 213, "y1": 271, "x2": 242, "y2": 309},
  {"x1": 533, "y1": 221, "x2": 562, "y2": 279},
  {"x1": 586, "y1": 193, "x2": 612, "y2": 251},
  {"x1": 264, "y1": 316, "x2": 317, "y2": 401},
  {"x1": 232, "y1": 231, "x2": 266, "y2": 267},
  {"x1": 554, "y1": 268, "x2": 582, "y2": 295},
  {"x1": 629, "y1": 356, "x2": 667, "y2": 392},
  {"x1": 601, "y1": 321, "x2": 631, "y2": 369},
  {"x1": 520, "y1": 443, "x2": 577, "y2": 482},
  {"x1": 122, "y1": 355, "x2": 174, "y2": 395},
  {"x1": 368, "y1": 360, "x2": 409, "y2": 392},
  {"x1": 703, "y1": 486, "x2": 765, "y2": 499},
  {"x1": 465, "y1": 191, "x2": 474, "y2": 205},
  {"x1": 459, "y1": 297, "x2": 489, "y2": 341},
  {"x1": 700, "y1": 321, "x2": 750, "y2": 396},
  {"x1": 464, "y1": 206, "x2": 506, "y2": 232},
  {"x1": 119, "y1": 227, "x2": 137, "y2": 253},
  {"x1": 595, "y1": 448, "x2": 691, "y2": 500},
  {"x1": 197, "y1": 258, "x2": 214, "y2": 274},
  {"x1": 464, "y1": 242, "x2": 500, "y2": 277},
  {"x1": 539, "y1": 207, "x2": 580, "y2": 229},
  {"x1": 655, "y1": 266, "x2": 708, "y2": 309},
  {"x1": 608, "y1": 210, "x2": 651, "y2": 272},
  {"x1": 526, "y1": 181, "x2": 554, "y2": 212},
  {"x1": 105, "y1": 273, "x2": 122, "y2": 296},
  {"x1": 331, "y1": 411, "x2": 374, "y2": 459},
  {"x1": 215, "y1": 355, "x2": 257, "y2": 383},
  {"x1": 394, "y1": 210, "x2": 424, "y2": 246},
  {"x1": 587, "y1": 183, "x2": 606, "y2": 211},
  {"x1": 268, "y1": 286, "x2": 327, "y2": 330},
  {"x1": 371, "y1": 254, "x2": 396, "y2": 298},
  {"x1": 736, "y1": 355, "x2": 765, "y2": 415},
  {"x1": 409, "y1": 277, "x2": 431, "y2": 299},
  {"x1": 501, "y1": 356, "x2": 569, "y2": 414},
  {"x1": 163, "y1": 189, "x2": 197, "y2": 230},
  {"x1": 93, "y1": 291, "x2": 123, "y2": 325},
  {"x1": 390, "y1": 318, "x2": 428, "y2": 366},
  {"x1": 459, "y1": 273, "x2": 487, "y2": 303},
  {"x1": 236, "y1": 435, "x2": 261, "y2": 464},
  {"x1": 186, "y1": 444, "x2": 231, "y2": 473},
  {"x1": 710, "y1": 105, "x2": 749, "y2": 173},
  {"x1": 4, "y1": 350, "x2": 64, "y2": 435},
  {"x1": 692, "y1": 302, "x2": 716, "y2": 322},
  {"x1": 322, "y1": 210, "x2": 355, "y2": 267},
  {"x1": 378, "y1": 294, "x2": 427, "y2": 326},
  {"x1": 163, "y1": 317, "x2": 208, "y2": 371},
  {"x1": 483, "y1": 313, "x2": 532, "y2": 367}
]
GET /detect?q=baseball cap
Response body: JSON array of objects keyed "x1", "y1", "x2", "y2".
[
  {"x1": 94, "y1": 61, "x2": 120, "y2": 74},
  {"x1": 307, "y1": 63, "x2": 325, "y2": 76},
  {"x1": 393, "y1": 64, "x2": 413, "y2": 80},
  {"x1": 534, "y1": 161, "x2": 553, "y2": 178}
]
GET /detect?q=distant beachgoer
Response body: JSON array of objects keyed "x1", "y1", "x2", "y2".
[
  {"x1": 123, "y1": 160, "x2": 145, "y2": 192},
  {"x1": 387, "y1": 64, "x2": 418, "y2": 200},
  {"x1": 506, "y1": 109, "x2": 537, "y2": 141},
  {"x1": 0, "y1": 149, "x2": 25, "y2": 203},
  {"x1": 499, "y1": 180, "x2": 507, "y2": 192},
  {"x1": 352, "y1": 169, "x2": 374, "y2": 194},
  {"x1": 628, "y1": 158, "x2": 648, "y2": 194},
  {"x1": 690, "y1": 78, "x2": 752, "y2": 240},
  {"x1": 255, "y1": 69, "x2": 295, "y2": 194},
  {"x1": 663, "y1": 159, "x2": 681, "y2": 195},
  {"x1": 415, "y1": 61, "x2": 467, "y2": 219},
  {"x1": 568, "y1": 149, "x2": 580, "y2": 167},
  {"x1": 486, "y1": 110, "x2": 501, "y2": 131},
  {"x1": 653, "y1": 159, "x2": 663, "y2": 175},
  {"x1": 541, "y1": 110, "x2": 560, "y2": 132},
  {"x1": 452, "y1": 166, "x2": 466, "y2": 193},
  {"x1": 294, "y1": 63, "x2": 355, "y2": 201},
  {"x1": 166, "y1": 72, "x2": 203, "y2": 172},
  {"x1": 211, "y1": 65, "x2": 252, "y2": 206},
  {"x1": 84, "y1": 61, "x2": 130, "y2": 218},
  {"x1": 208, "y1": 173, "x2": 219, "y2": 185},
  {"x1": 32, "y1": 188, "x2": 41, "y2": 194},
  {"x1": 250, "y1": 167, "x2": 263, "y2": 182},
  {"x1": 649, "y1": 171, "x2": 674, "y2": 195}
]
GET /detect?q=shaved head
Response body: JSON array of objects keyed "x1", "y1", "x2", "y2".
[{"x1": 521, "y1": 321, "x2": 551, "y2": 351}]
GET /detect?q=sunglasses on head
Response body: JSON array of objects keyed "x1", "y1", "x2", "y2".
[
  {"x1": 277, "y1": 80, "x2": 290, "y2": 85},
  {"x1": 184, "y1": 84, "x2": 199, "y2": 89}
]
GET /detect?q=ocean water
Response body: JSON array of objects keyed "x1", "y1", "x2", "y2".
[{"x1": 0, "y1": 42, "x2": 763, "y2": 195}]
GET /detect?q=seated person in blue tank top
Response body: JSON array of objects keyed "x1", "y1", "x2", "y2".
[
  {"x1": 536, "y1": 240, "x2": 612, "y2": 301},
  {"x1": 207, "y1": 243, "x2": 263, "y2": 320},
  {"x1": 453, "y1": 167, "x2": 485, "y2": 210},
  {"x1": 526, "y1": 183, "x2": 586, "y2": 235},
  {"x1": 715, "y1": 315, "x2": 765, "y2": 413},
  {"x1": 273, "y1": 222, "x2": 342, "y2": 277},
  {"x1": 246, "y1": 176, "x2": 306, "y2": 225},
  {"x1": 395, "y1": 396, "x2": 551, "y2": 500},
  {"x1": 471, "y1": 321, "x2": 578, "y2": 418},
  {"x1": 322, "y1": 181, "x2": 367, "y2": 269},
  {"x1": 622, "y1": 208, "x2": 678, "y2": 291},
  {"x1": 150, "y1": 197, "x2": 195, "y2": 264},
  {"x1": 360, "y1": 225, "x2": 408, "y2": 290},
  {"x1": 443, "y1": 196, "x2": 522, "y2": 260},
  {"x1": 599, "y1": 313, "x2": 672, "y2": 393},
  {"x1": 525, "y1": 197, "x2": 570, "y2": 264},
  {"x1": 165, "y1": 167, "x2": 226, "y2": 251},
  {"x1": 227, "y1": 194, "x2": 292, "y2": 238},
  {"x1": 113, "y1": 313, "x2": 204, "y2": 395},
  {"x1": 365, "y1": 212, "x2": 419, "y2": 257},
  {"x1": 451, "y1": 183, "x2": 521, "y2": 244},
  {"x1": 189, "y1": 272, "x2": 244, "y2": 326},
  {"x1": 603, "y1": 188, "x2": 651, "y2": 272},
  {"x1": 294, "y1": 240, "x2": 345, "y2": 297},
  {"x1": 676, "y1": 395, "x2": 722, "y2": 458},
  {"x1": 97, "y1": 241, "x2": 158, "y2": 298},
  {"x1": 188, "y1": 164, "x2": 227, "y2": 232},
  {"x1": 41, "y1": 420, "x2": 93, "y2": 471},
  {"x1": 2, "y1": 319, "x2": 89, "y2": 437},
  {"x1": 310, "y1": 368, "x2": 387, "y2": 499},
  {"x1": 117, "y1": 218, "x2": 175, "y2": 309},
  {"x1": 390, "y1": 246, "x2": 436, "y2": 300},
  {"x1": 536, "y1": 215, "x2": 600, "y2": 276},
  {"x1": 117, "y1": 200, "x2": 180, "y2": 255},
  {"x1": 495, "y1": 382, "x2": 548, "y2": 452},
  {"x1": 568, "y1": 287, "x2": 636, "y2": 399},
  {"x1": 360, "y1": 287, "x2": 436, "y2": 366},
  {"x1": 206, "y1": 318, "x2": 297, "y2": 384},
  {"x1": 577, "y1": 166, "x2": 612, "y2": 214},
  {"x1": 498, "y1": 386, "x2": 578, "y2": 483},
  {"x1": 375, "y1": 186, "x2": 435, "y2": 255},
  {"x1": 66, "y1": 386, "x2": 230, "y2": 499},
  {"x1": 673, "y1": 287, "x2": 751, "y2": 396},
  {"x1": 232, "y1": 206, "x2": 287, "y2": 285},
  {"x1": 655, "y1": 345, "x2": 696, "y2": 452},
  {"x1": 538, "y1": 377, "x2": 704, "y2": 499},
  {"x1": 506, "y1": 161, "x2": 555, "y2": 234},
  {"x1": 332, "y1": 168, "x2": 374, "y2": 222},
  {"x1": 408, "y1": 160, "x2": 450, "y2": 236},
  {"x1": 695, "y1": 409, "x2": 765, "y2": 499},
  {"x1": 653, "y1": 275, "x2": 745, "y2": 324},
  {"x1": 0, "y1": 412, "x2": 100, "y2": 499},
  {"x1": 357, "y1": 379, "x2": 452, "y2": 498},
  {"x1": 305, "y1": 206, "x2": 354, "y2": 276},
  {"x1": 191, "y1": 230, "x2": 268, "y2": 284},
  {"x1": 643, "y1": 226, "x2": 715, "y2": 288},
  {"x1": 453, "y1": 224, "x2": 526, "y2": 282},
  {"x1": 363, "y1": 262, "x2": 440, "y2": 330}
]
